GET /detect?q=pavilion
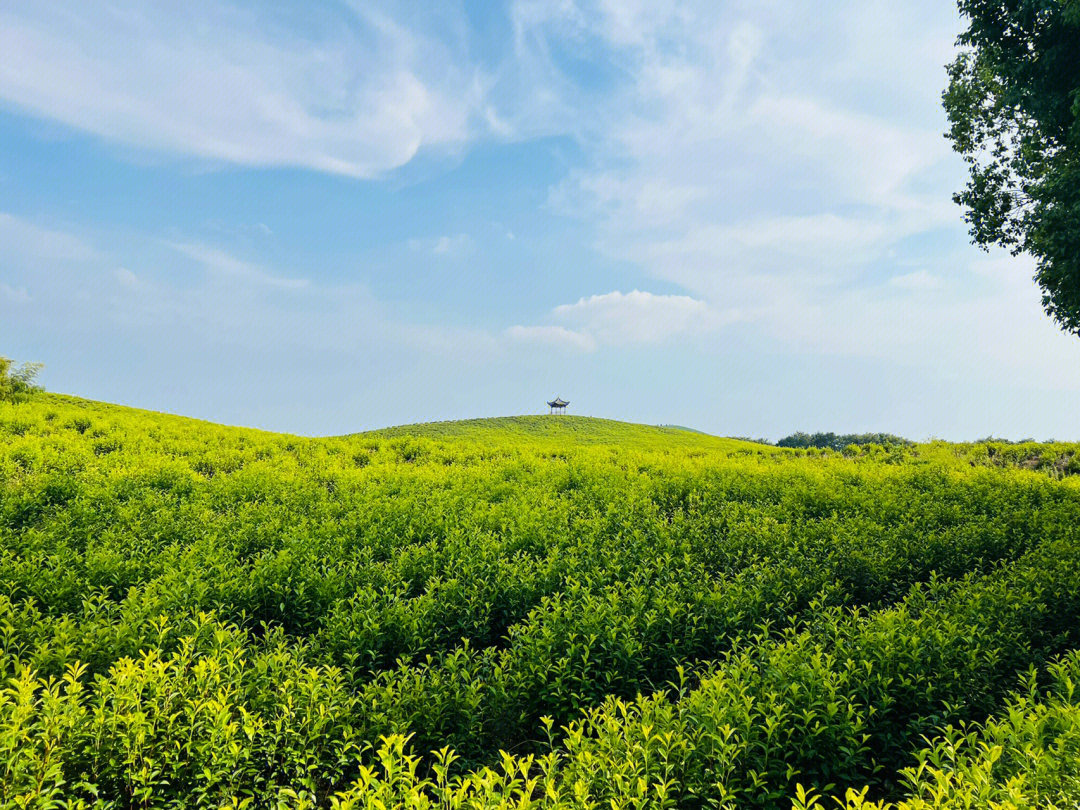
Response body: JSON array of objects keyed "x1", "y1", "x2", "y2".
[{"x1": 547, "y1": 396, "x2": 569, "y2": 414}]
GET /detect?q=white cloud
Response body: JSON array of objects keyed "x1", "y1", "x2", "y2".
[
  {"x1": 548, "y1": 171, "x2": 710, "y2": 227},
  {"x1": 0, "y1": 282, "x2": 31, "y2": 304},
  {"x1": 741, "y1": 250, "x2": 1080, "y2": 392},
  {"x1": 0, "y1": 211, "x2": 98, "y2": 262},
  {"x1": 165, "y1": 241, "x2": 309, "y2": 289},
  {"x1": 0, "y1": 2, "x2": 482, "y2": 178},
  {"x1": 513, "y1": 0, "x2": 998, "y2": 359},
  {"x1": 553, "y1": 289, "x2": 729, "y2": 344},
  {"x1": 432, "y1": 234, "x2": 472, "y2": 256},
  {"x1": 889, "y1": 270, "x2": 942, "y2": 290},
  {"x1": 506, "y1": 324, "x2": 597, "y2": 352},
  {"x1": 509, "y1": 289, "x2": 730, "y2": 352},
  {"x1": 3, "y1": 213, "x2": 503, "y2": 372},
  {"x1": 113, "y1": 267, "x2": 140, "y2": 287},
  {"x1": 746, "y1": 95, "x2": 947, "y2": 208},
  {"x1": 407, "y1": 234, "x2": 473, "y2": 256}
]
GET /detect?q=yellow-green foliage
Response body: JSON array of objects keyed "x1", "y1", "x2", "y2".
[
  {"x1": 793, "y1": 652, "x2": 1080, "y2": 810},
  {"x1": 2, "y1": 394, "x2": 1080, "y2": 808},
  {"x1": 369, "y1": 415, "x2": 758, "y2": 449}
]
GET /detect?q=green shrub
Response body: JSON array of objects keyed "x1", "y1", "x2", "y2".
[{"x1": 2, "y1": 394, "x2": 1079, "y2": 807}]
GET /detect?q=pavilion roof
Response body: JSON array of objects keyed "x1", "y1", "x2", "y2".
[{"x1": 547, "y1": 397, "x2": 569, "y2": 407}]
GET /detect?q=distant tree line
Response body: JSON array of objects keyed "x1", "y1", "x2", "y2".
[
  {"x1": 775, "y1": 431, "x2": 912, "y2": 450},
  {"x1": 973, "y1": 436, "x2": 1039, "y2": 445}
]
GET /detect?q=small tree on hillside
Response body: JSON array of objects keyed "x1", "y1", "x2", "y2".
[{"x1": 0, "y1": 356, "x2": 43, "y2": 402}]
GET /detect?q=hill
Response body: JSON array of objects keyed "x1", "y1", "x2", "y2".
[
  {"x1": 2, "y1": 394, "x2": 1080, "y2": 808},
  {"x1": 367, "y1": 414, "x2": 754, "y2": 449}
]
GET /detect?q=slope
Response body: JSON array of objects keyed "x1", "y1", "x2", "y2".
[{"x1": 366, "y1": 414, "x2": 758, "y2": 450}]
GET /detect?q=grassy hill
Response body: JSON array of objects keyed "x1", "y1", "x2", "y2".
[
  {"x1": 367, "y1": 414, "x2": 754, "y2": 449},
  {"x1": 3, "y1": 393, "x2": 1080, "y2": 808}
]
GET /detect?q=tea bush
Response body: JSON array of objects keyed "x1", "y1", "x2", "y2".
[
  {"x1": 794, "y1": 650, "x2": 1080, "y2": 809},
  {"x1": 1, "y1": 394, "x2": 1079, "y2": 808}
]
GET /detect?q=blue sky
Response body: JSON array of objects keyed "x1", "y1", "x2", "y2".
[{"x1": 3, "y1": 0, "x2": 1080, "y2": 439}]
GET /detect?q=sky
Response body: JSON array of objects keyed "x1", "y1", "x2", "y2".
[{"x1": 3, "y1": 0, "x2": 1080, "y2": 440}]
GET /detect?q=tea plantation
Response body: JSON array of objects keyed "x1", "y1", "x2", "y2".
[{"x1": 3, "y1": 394, "x2": 1080, "y2": 808}]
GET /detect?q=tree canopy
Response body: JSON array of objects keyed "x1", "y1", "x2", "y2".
[
  {"x1": 0, "y1": 355, "x2": 43, "y2": 402},
  {"x1": 775, "y1": 431, "x2": 911, "y2": 451},
  {"x1": 944, "y1": 0, "x2": 1080, "y2": 334}
]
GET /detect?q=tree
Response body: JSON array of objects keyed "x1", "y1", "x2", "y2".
[
  {"x1": 0, "y1": 356, "x2": 43, "y2": 402},
  {"x1": 944, "y1": 0, "x2": 1080, "y2": 334},
  {"x1": 775, "y1": 431, "x2": 911, "y2": 451}
]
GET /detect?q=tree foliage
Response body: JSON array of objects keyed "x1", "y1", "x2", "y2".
[
  {"x1": 944, "y1": 0, "x2": 1080, "y2": 334},
  {"x1": 775, "y1": 431, "x2": 911, "y2": 451},
  {"x1": 0, "y1": 356, "x2": 42, "y2": 402}
]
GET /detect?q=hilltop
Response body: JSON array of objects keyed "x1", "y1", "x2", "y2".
[{"x1": 366, "y1": 413, "x2": 756, "y2": 450}]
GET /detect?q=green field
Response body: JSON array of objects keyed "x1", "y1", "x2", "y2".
[{"x1": 3, "y1": 394, "x2": 1080, "y2": 808}]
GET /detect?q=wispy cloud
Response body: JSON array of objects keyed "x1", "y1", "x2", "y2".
[
  {"x1": 435, "y1": 234, "x2": 472, "y2": 256},
  {"x1": 407, "y1": 233, "x2": 473, "y2": 256},
  {"x1": 165, "y1": 241, "x2": 309, "y2": 289},
  {"x1": 506, "y1": 324, "x2": 597, "y2": 352},
  {"x1": 0, "y1": 211, "x2": 98, "y2": 262},
  {"x1": 509, "y1": 289, "x2": 730, "y2": 352},
  {"x1": 433, "y1": 234, "x2": 469, "y2": 255},
  {"x1": 1, "y1": 213, "x2": 504, "y2": 415},
  {"x1": 553, "y1": 289, "x2": 731, "y2": 344},
  {"x1": 0, "y1": 2, "x2": 483, "y2": 177},
  {"x1": 0, "y1": 282, "x2": 31, "y2": 304},
  {"x1": 889, "y1": 270, "x2": 943, "y2": 291}
]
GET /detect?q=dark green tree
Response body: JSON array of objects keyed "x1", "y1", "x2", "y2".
[
  {"x1": 0, "y1": 356, "x2": 43, "y2": 402},
  {"x1": 944, "y1": 0, "x2": 1080, "y2": 333},
  {"x1": 775, "y1": 431, "x2": 911, "y2": 451}
]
